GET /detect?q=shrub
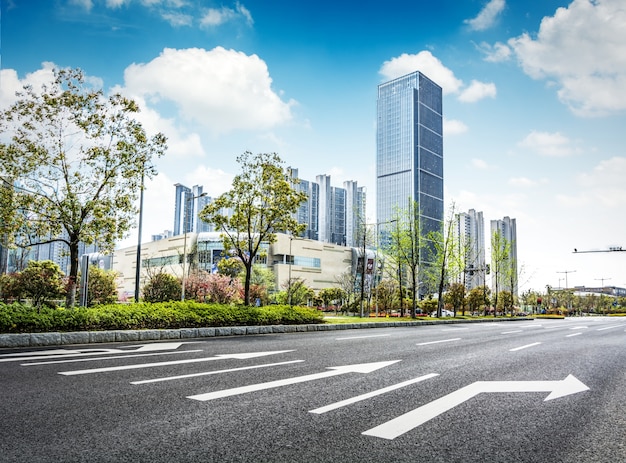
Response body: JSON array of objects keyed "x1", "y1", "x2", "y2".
[{"x1": 143, "y1": 272, "x2": 181, "y2": 302}]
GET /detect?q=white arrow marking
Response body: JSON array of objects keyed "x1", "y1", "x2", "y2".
[
  {"x1": 2, "y1": 342, "x2": 188, "y2": 363},
  {"x1": 131, "y1": 360, "x2": 304, "y2": 385},
  {"x1": 362, "y1": 375, "x2": 589, "y2": 440},
  {"x1": 310, "y1": 373, "x2": 439, "y2": 414},
  {"x1": 58, "y1": 350, "x2": 294, "y2": 375},
  {"x1": 188, "y1": 360, "x2": 401, "y2": 401},
  {"x1": 22, "y1": 349, "x2": 203, "y2": 366}
]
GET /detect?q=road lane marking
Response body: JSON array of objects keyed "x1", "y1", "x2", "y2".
[
  {"x1": 566, "y1": 333, "x2": 583, "y2": 337},
  {"x1": 362, "y1": 375, "x2": 589, "y2": 440},
  {"x1": 569, "y1": 326, "x2": 588, "y2": 330},
  {"x1": 509, "y1": 342, "x2": 541, "y2": 352},
  {"x1": 441, "y1": 328, "x2": 468, "y2": 331},
  {"x1": 309, "y1": 373, "x2": 439, "y2": 414},
  {"x1": 22, "y1": 350, "x2": 203, "y2": 366},
  {"x1": 501, "y1": 330, "x2": 522, "y2": 334},
  {"x1": 417, "y1": 338, "x2": 461, "y2": 346},
  {"x1": 58, "y1": 350, "x2": 295, "y2": 375},
  {"x1": 597, "y1": 324, "x2": 626, "y2": 331},
  {"x1": 187, "y1": 360, "x2": 401, "y2": 401},
  {"x1": 1, "y1": 342, "x2": 190, "y2": 363},
  {"x1": 130, "y1": 360, "x2": 304, "y2": 385},
  {"x1": 336, "y1": 334, "x2": 391, "y2": 340}
]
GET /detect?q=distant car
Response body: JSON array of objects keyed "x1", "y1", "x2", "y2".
[{"x1": 430, "y1": 310, "x2": 454, "y2": 317}]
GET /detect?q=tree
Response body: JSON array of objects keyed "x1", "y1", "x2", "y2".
[
  {"x1": 19, "y1": 260, "x2": 65, "y2": 311},
  {"x1": 374, "y1": 279, "x2": 397, "y2": 315},
  {"x1": 200, "y1": 152, "x2": 306, "y2": 306},
  {"x1": 467, "y1": 285, "x2": 490, "y2": 315},
  {"x1": 0, "y1": 68, "x2": 166, "y2": 307},
  {"x1": 490, "y1": 230, "x2": 511, "y2": 317},
  {"x1": 276, "y1": 277, "x2": 313, "y2": 306},
  {"x1": 319, "y1": 287, "x2": 346, "y2": 314},
  {"x1": 142, "y1": 272, "x2": 181, "y2": 303},
  {"x1": 385, "y1": 202, "x2": 424, "y2": 318},
  {"x1": 203, "y1": 273, "x2": 242, "y2": 304},
  {"x1": 445, "y1": 282, "x2": 467, "y2": 315}
]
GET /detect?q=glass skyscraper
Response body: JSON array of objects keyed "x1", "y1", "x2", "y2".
[{"x1": 376, "y1": 70, "x2": 444, "y2": 237}]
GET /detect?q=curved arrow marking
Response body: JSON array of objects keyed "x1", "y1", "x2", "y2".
[
  {"x1": 188, "y1": 360, "x2": 401, "y2": 401},
  {"x1": 363, "y1": 375, "x2": 589, "y2": 440}
]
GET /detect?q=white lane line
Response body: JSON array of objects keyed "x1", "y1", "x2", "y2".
[
  {"x1": 336, "y1": 334, "x2": 391, "y2": 340},
  {"x1": 566, "y1": 333, "x2": 583, "y2": 338},
  {"x1": 130, "y1": 360, "x2": 304, "y2": 385},
  {"x1": 21, "y1": 350, "x2": 203, "y2": 366},
  {"x1": 597, "y1": 324, "x2": 626, "y2": 331},
  {"x1": 509, "y1": 342, "x2": 542, "y2": 352},
  {"x1": 58, "y1": 350, "x2": 294, "y2": 375},
  {"x1": 309, "y1": 373, "x2": 439, "y2": 414},
  {"x1": 501, "y1": 330, "x2": 522, "y2": 334},
  {"x1": 417, "y1": 338, "x2": 461, "y2": 346},
  {"x1": 441, "y1": 328, "x2": 468, "y2": 331},
  {"x1": 569, "y1": 326, "x2": 588, "y2": 330}
]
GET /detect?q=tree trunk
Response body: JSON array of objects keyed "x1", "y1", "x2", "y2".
[{"x1": 65, "y1": 239, "x2": 79, "y2": 308}]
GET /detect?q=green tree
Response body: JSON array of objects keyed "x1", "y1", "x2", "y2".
[
  {"x1": 385, "y1": 202, "x2": 425, "y2": 318},
  {"x1": 276, "y1": 277, "x2": 314, "y2": 306},
  {"x1": 467, "y1": 285, "x2": 491, "y2": 314},
  {"x1": 490, "y1": 230, "x2": 511, "y2": 317},
  {"x1": 18, "y1": 260, "x2": 65, "y2": 311},
  {"x1": 0, "y1": 68, "x2": 166, "y2": 307},
  {"x1": 445, "y1": 282, "x2": 467, "y2": 315},
  {"x1": 142, "y1": 272, "x2": 181, "y2": 303},
  {"x1": 200, "y1": 152, "x2": 306, "y2": 305},
  {"x1": 0, "y1": 273, "x2": 23, "y2": 302},
  {"x1": 319, "y1": 287, "x2": 346, "y2": 313}
]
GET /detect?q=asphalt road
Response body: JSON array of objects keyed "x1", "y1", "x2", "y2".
[{"x1": 1, "y1": 317, "x2": 625, "y2": 463}]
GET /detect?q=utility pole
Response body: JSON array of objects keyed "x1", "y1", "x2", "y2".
[{"x1": 557, "y1": 270, "x2": 576, "y2": 289}]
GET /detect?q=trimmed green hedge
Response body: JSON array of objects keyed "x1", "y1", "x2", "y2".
[{"x1": 0, "y1": 301, "x2": 324, "y2": 333}]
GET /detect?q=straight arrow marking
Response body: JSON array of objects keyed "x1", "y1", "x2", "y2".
[
  {"x1": 310, "y1": 373, "x2": 439, "y2": 414},
  {"x1": 188, "y1": 360, "x2": 401, "y2": 401},
  {"x1": 22, "y1": 350, "x2": 203, "y2": 366},
  {"x1": 362, "y1": 375, "x2": 589, "y2": 440},
  {"x1": 58, "y1": 350, "x2": 294, "y2": 375},
  {"x1": 130, "y1": 360, "x2": 304, "y2": 385}
]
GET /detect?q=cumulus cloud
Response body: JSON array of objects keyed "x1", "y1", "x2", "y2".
[
  {"x1": 508, "y1": 0, "x2": 626, "y2": 116},
  {"x1": 576, "y1": 156, "x2": 626, "y2": 207},
  {"x1": 459, "y1": 80, "x2": 496, "y2": 103},
  {"x1": 518, "y1": 131, "x2": 579, "y2": 157},
  {"x1": 123, "y1": 47, "x2": 295, "y2": 134},
  {"x1": 443, "y1": 118, "x2": 468, "y2": 135},
  {"x1": 464, "y1": 0, "x2": 506, "y2": 31},
  {"x1": 379, "y1": 50, "x2": 496, "y2": 103},
  {"x1": 477, "y1": 41, "x2": 512, "y2": 62}
]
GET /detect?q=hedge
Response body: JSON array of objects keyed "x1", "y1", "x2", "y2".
[{"x1": 0, "y1": 301, "x2": 325, "y2": 333}]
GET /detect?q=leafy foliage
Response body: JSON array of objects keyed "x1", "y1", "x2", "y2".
[
  {"x1": 18, "y1": 260, "x2": 65, "y2": 311},
  {"x1": 142, "y1": 272, "x2": 181, "y2": 303},
  {"x1": 0, "y1": 301, "x2": 324, "y2": 333},
  {"x1": 81, "y1": 267, "x2": 119, "y2": 307},
  {"x1": 200, "y1": 152, "x2": 307, "y2": 305},
  {"x1": 0, "y1": 67, "x2": 166, "y2": 307}
]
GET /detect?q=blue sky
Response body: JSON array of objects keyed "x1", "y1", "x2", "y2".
[{"x1": 2, "y1": 0, "x2": 625, "y2": 293}]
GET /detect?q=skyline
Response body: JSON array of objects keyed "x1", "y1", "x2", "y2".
[{"x1": 1, "y1": 0, "x2": 625, "y2": 293}]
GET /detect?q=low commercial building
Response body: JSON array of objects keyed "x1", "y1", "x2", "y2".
[{"x1": 112, "y1": 232, "x2": 372, "y2": 300}]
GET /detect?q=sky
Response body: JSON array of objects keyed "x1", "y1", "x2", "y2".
[{"x1": 1, "y1": 0, "x2": 625, "y2": 294}]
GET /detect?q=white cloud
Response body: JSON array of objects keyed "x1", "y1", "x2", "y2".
[
  {"x1": 576, "y1": 156, "x2": 626, "y2": 207},
  {"x1": 379, "y1": 51, "x2": 496, "y2": 103},
  {"x1": 379, "y1": 51, "x2": 463, "y2": 95},
  {"x1": 161, "y1": 12, "x2": 193, "y2": 27},
  {"x1": 518, "y1": 131, "x2": 579, "y2": 157},
  {"x1": 200, "y1": 2, "x2": 253, "y2": 28},
  {"x1": 464, "y1": 0, "x2": 506, "y2": 31},
  {"x1": 477, "y1": 41, "x2": 512, "y2": 62},
  {"x1": 123, "y1": 47, "x2": 295, "y2": 134},
  {"x1": 508, "y1": 0, "x2": 626, "y2": 116},
  {"x1": 443, "y1": 118, "x2": 468, "y2": 135},
  {"x1": 186, "y1": 165, "x2": 234, "y2": 197},
  {"x1": 508, "y1": 177, "x2": 536, "y2": 187},
  {"x1": 471, "y1": 158, "x2": 491, "y2": 170},
  {"x1": 0, "y1": 64, "x2": 56, "y2": 108},
  {"x1": 459, "y1": 80, "x2": 497, "y2": 103}
]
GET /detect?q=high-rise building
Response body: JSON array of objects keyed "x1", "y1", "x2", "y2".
[
  {"x1": 455, "y1": 209, "x2": 486, "y2": 290},
  {"x1": 344, "y1": 180, "x2": 366, "y2": 247},
  {"x1": 490, "y1": 216, "x2": 518, "y2": 297},
  {"x1": 173, "y1": 184, "x2": 212, "y2": 236},
  {"x1": 376, "y1": 70, "x2": 444, "y2": 239},
  {"x1": 288, "y1": 168, "x2": 319, "y2": 240}
]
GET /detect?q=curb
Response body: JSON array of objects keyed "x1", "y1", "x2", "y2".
[{"x1": 0, "y1": 318, "x2": 527, "y2": 348}]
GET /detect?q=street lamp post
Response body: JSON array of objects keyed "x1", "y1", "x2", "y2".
[
  {"x1": 181, "y1": 192, "x2": 207, "y2": 301},
  {"x1": 134, "y1": 168, "x2": 145, "y2": 302}
]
